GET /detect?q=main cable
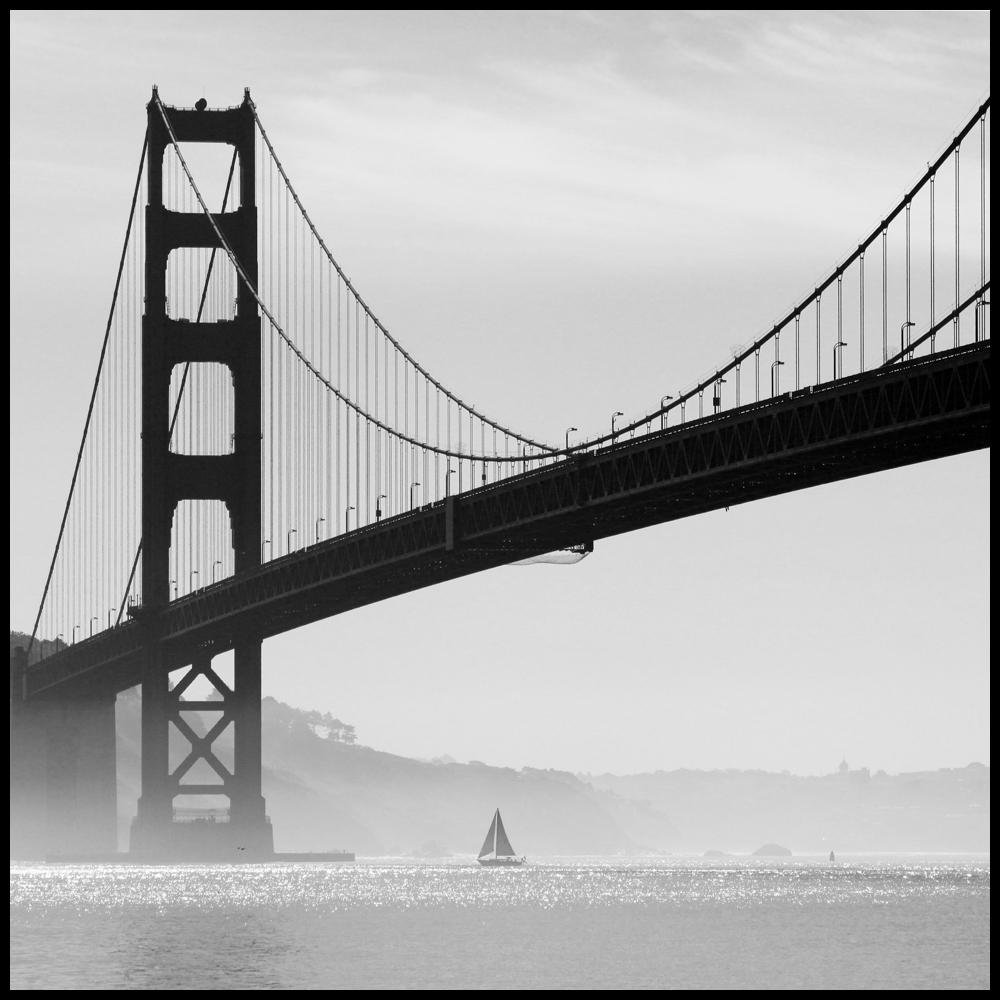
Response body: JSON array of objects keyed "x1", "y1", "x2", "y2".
[
  {"x1": 156, "y1": 93, "x2": 546, "y2": 464},
  {"x1": 27, "y1": 133, "x2": 148, "y2": 659},
  {"x1": 250, "y1": 100, "x2": 553, "y2": 454},
  {"x1": 114, "y1": 145, "x2": 240, "y2": 625}
]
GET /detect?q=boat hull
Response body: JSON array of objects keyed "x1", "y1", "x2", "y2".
[{"x1": 478, "y1": 857, "x2": 524, "y2": 866}]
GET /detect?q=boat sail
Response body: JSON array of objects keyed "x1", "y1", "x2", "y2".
[{"x1": 477, "y1": 808, "x2": 525, "y2": 866}]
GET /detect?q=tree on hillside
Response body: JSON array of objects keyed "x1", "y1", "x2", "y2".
[
  {"x1": 262, "y1": 696, "x2": 357, "y2": 744},
  {"x1": 10, "y1": 630, "x2": 66, "y2": 665}
]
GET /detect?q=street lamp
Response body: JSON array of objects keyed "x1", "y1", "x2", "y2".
[
  {"x1": 900, "y1": 320, "x2": 915, "y2": 360},
  {"x1": 108, "y1": 607, "x2": 116, "y2": 629},
  {"x1": 261, "y1": 539, "x2": 271, "y2": 562},
  {"x1": 975, "y1": 298, "x2": 989, "y2": 342},
  {"x1": 565, "y1": 427, "x2": 577, "y2": 453},
  {"x1": 345, "y1": 506, "x2": 355, "y2": 534},
  {"x1": 611, "y1": 411, "x2": 624, "y2": 444},
  {"x1": 190, "y1": 569, "x2": 199, "y2": 592},
  {"x1": 770, "y1": 361, "x2": 784, "y2": 398},
  {"x1": 713, "y1": 379, "x2": 726, "y2": 413},
  {"x1": 90, "y1": 616, "x2": 98, "y2": 637},
  {"x1": 72, "y1": 624, "x2": 80, "y2": 644},
  {"x1": 287, "y1": 528, "x2": 297, "y2": 554},
  {"x1": 315, "y1": 517, "x2": 326, "y2": 544},
  {"x1": 410, "y1": 482, "x2": 421, "y2": 510},
  {"x1": 833, "y1": 341, "x2": 847, "y2": 380},
  {"x1": 212, "y1": 560, "x2": 222, "y2": 583},
  {"x1": 171, "y1": 580, "x2": 178, "y2": 600},
  {"x1": 376, "y1": 494, "x2": 387, "y2": 521},
  {"x1": 445, "y1": 466, "x2": 456, "y2": 497},
  {"x1": 660, "y1": 396, "x2": 673, "y2": 430}
]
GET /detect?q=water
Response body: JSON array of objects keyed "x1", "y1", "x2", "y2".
[{"x1": 10, "y1": 859, "x2": 989, "y2": 989}]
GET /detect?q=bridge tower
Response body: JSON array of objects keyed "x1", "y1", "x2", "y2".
[{"x1": 129, "y1": 88, "x2": 271, "y2": 857}]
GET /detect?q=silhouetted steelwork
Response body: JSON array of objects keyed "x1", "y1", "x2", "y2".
[
  {"x1": 24, "y1": 340, "x2": 989, "y2": 703},
  {"x1": 11, "y1": 88, "x2": 991, "y2": 860}
]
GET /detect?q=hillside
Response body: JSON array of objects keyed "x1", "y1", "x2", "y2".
[
  {"x1": 113, "y1": 690, "x2": 988, "y2": 855},
  {"x1": 10, "y1": 629, "x2": 990, "y2": 857},
  {"x1": 114, "y1": 690, "x2": 644, "y2": 855},
  {"x1": 584, "y1": 764, "x2": 990, "y2": 854}
]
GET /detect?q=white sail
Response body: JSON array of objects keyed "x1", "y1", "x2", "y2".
[
  {"x1": 478, "y1": 810, "x2": 498, "y2": 859},
  {"x1": 494, "y1": 810, "x2": 516, "y2": 857}
]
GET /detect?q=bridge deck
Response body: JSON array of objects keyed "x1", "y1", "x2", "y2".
[{"x1": 25, "y1": 341, "x2": 989, "y2": 699}]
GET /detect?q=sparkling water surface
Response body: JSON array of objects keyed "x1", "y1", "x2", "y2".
[{"x1": 10, "y1": 859, "x2": 989, "y2": 989}]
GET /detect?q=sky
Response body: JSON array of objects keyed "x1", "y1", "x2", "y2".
[{"x1": 9, "y1": 11, "x2": 990, "y2": 775}]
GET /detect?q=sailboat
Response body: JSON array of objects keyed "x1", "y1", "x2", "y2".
[{"x1": 477, "y1": 808, "x2": 525, "y2": 866}]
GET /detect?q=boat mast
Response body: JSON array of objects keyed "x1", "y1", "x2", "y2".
[{"x1": 493, "y1": 809, "x2": 498, "y2": 857}]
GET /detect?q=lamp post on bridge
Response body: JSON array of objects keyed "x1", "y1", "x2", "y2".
[
  {"x1": 261, "y1": 539, "x2": 271, "y2": 563},
  {"x1": 410, "y1": 482, "x2": 421, "y2": 511},
  {"x1": 713, "y1": 380, "x2": 726, "y2": 413},
  {"x1": 189, "y1": 569, "x2": 198, "y2": 593},
  {"x1": 72, "y1": 625, "x2": 80, "y2": 645},
  {"x1": 660, "y1": 396, "x2": 673, "y2": 430},
  {"x1": 611, "y1": 411, "x2": 624, "y2": 445},
  {"x1": 90, "y1": 617, "x2": 98, "y2": 637},
  {"x1": 833, "y1": 341, "x2": 847, "y2": 380},
  {"x1": 770, "y1": 361, "x2": 784, "y2": 398},
  {"x1": 346, "y1": 506, "x2": 355, "y2": 534},
  {"x1": 900, "y1": 321, "x2": 915, "y2": 360},
  {"x1": 565, "y1": 427, "x2": 577, "y2": 454},
  {"x1": 376, "y1": 494, "x2": 387, "y2": 522},
  {"x1": 212, "y1": 560, "x2": 222, "y2": 584},
  {"x1": 315, "y1": 517, "x2": 325, "y2": 544},
  {"x1": 108, "y1": 608, "x2": 116, "y2": 630},
  {"x1": 975, "y1": 298, "x2": 989, "y2": 342},
  {"x1": 286, "y1": 528, "x2": 297, "y2": 555}
]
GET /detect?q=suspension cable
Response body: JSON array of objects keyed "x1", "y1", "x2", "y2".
[
  {"x1": 114, "y1": 146, "x2": 240, "y2": 625},
  {"x1": 27, "y1": 133, "x2": 148, "y2": 658},
  {"x1": 250, "y1": 100, "x2": 553, "y2": 453},
  {"x1": 155, "y1": 93, "x2": 548, "y2": 463},
  {"x1": 610, "y1": 93, "x2": 993, "y2": 448}
]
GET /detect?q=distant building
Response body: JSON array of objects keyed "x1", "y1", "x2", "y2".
[{"x1": 839, "y1": 759, "x2": 849, "y2": 775}]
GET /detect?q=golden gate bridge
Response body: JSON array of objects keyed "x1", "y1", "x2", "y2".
[{"x1": 10, "y1": 89, "x2": 990, "y2": 859}]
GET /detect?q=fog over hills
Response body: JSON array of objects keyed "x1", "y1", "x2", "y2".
[{"x1": 112, "y1": 691, "x2": 989, "y2": 856}]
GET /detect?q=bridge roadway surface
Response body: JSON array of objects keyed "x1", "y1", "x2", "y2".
[{"x1": 27, "y1": 341, "x2": 990, "y2": 701}]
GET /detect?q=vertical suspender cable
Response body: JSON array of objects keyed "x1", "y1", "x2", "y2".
[
  {"x1": 27, "y1": 134, "x2": 148, "y2": 658},
  {"x1": 859, "y1": 252, "x2": 865, "y2": 371},
  {"x1": 115, "y1": 146, "x2": 238, "y2": 623},
  {"x1": 815, "y1": 294, "x2": 821, "y2": 385},
  {"x1": 930, "y1": 173, "x2": 936, "y2": 352},
  {"x1": 882, "y1": 229, "x2": 888, "y2": 364},
  {"x1": 905, "y1": 200, "x2": 911, "y2": 354},
  {"x1": 954, "y1": 147, "x2": 961, "y2": 347}
]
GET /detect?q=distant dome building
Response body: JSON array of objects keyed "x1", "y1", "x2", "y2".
[{"x1": 839, "y1": 759, "x2": 849, "y2": 774}]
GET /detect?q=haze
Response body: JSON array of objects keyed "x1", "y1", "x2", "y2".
[{"x1": 9, "y1": 11, "x2": 990, "y2": 775}]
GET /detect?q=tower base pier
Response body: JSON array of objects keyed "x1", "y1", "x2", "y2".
[{"x1": 128, "y1": 814, "x2": 274, "y2": 861}]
